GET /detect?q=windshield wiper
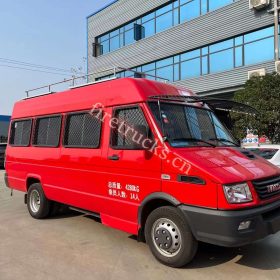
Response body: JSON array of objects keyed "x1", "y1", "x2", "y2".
[
  {"x1": 170, "y1": 137, "x2": 216, "y2": 147},
  {"x1": 209, "y1": 137, "x2": 239, "y2": 147}
]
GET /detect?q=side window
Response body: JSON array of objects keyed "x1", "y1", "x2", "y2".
[
  {"x1": 9, "y1": 119, "x2": 32, "y2": 146},
  {"x1": 64, "y1": 111, "x2": 102, "y2": 148},
  {"x1": 111, "y1": 106, "x2": 151, "y2": 149},
  {"x1": 33, "y1": 116, "x2": 61, "y2": 147}
]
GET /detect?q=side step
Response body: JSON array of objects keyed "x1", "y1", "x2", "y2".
[{"x1": 69, "y1": 207, "x2": 101, "y2": 219}]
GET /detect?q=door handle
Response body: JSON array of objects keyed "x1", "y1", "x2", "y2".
[{"x1": 108, "y1": 155, "x2": 120, "y2": 161}]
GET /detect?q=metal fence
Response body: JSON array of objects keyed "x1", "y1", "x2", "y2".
[{"x1": 0, "y1": 136, "x2": 8, "y2": 143}]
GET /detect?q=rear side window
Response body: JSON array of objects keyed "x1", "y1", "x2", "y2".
[
  {"x1": 111, "y1": 106, "x2": 150, "y2": 149},
  {"x1": 9, "y1": 119, "x2": 32, "y2": 146},
  {"x1": 33, "y1": 116, "x2": 62, "y2": 147},
  {"x1": 64, "y1": 111, "x2": 102, "y2": 148}
]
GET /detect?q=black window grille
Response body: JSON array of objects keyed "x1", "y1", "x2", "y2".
[
  {"x1": 33, "y1": 116, "x2": 61, "y2": 147},
  {"x1": 149, "y1": 102, "x2": 218, "y2": 143},
  {"x1": 9, "y1": 119, "x2": 32, "y2": 146},
  {"x1": 111, "y1": 107, "x2": 150, "y2": 149},
  {"x1": 64, "y1": 111, "x2": 102, "y2": 148},
  {"x1": 0, "y1": 136, "x2": 8, "y2": 143}
]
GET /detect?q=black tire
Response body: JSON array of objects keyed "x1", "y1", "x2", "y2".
[
  {"x1": 145, "y1": 206, "x2": 198, "y2": 268},
  {"x1": 27, "y1": 183, "x2": 50, "y2": 219}
]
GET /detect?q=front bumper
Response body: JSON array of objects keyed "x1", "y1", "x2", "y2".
[{"x1": 179, "y1": 199, "x2": 280, "y2": 247}]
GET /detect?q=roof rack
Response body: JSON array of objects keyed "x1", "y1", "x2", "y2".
[
  {"x1": 24, "y1": 66, "x2": 169, "y2": 99},
  {"x1": 149, "y1": 95, "x2": 259, "y2": 116}
]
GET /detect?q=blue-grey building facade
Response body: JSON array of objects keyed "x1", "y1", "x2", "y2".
[
  {"x1": 0, "y1": 115, "x2": 10, "y2": 143},
  {"x1": 87, "y1": 0, "x2": 279, "y2": 98}
]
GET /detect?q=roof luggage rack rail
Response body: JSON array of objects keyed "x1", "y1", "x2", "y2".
[
  {"x1": 24, "y1": 66, "x2": 169, "y2": 99},
  {"x1": 149, "y1": 95, "x2": 259, "y2": 116}
]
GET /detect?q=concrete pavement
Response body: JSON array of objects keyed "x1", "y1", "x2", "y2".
[{"x1": 0, "y1": 169, "x2": 280, "y2": 280}]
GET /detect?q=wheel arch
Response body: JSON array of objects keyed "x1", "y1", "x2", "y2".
[
  {"x1": 138, "y1": 193, "x2": 181, "y2": 232},
  {"x1": 26, "y1": 174, "x2": 42, "y2": 191}
]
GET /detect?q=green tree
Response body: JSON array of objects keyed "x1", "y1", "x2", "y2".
[{"x1": 232, "y1": 73, "x2": 280, "y2": 143}]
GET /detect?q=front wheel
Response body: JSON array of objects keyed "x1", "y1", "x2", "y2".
[
  {"x1": 145, "y1": 206, "x2": 198, "y2": 268},
  {"x1": 27, "y1": 183, "x2": 50, "y2": 219}
]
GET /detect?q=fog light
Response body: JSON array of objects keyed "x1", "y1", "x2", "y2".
[{"x1": 238, "y1": 221, "x2": 251, "y2": 231}]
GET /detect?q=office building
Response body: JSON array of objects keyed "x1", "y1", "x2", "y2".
[{"x1": 87, "y1": 0, "x2": 279, "y2": 98}]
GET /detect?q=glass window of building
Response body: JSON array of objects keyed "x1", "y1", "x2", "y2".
[
  {"x1": 142, "y1": 62, "x2": 156, "y2": 72},
  {"x1": 97, "y1": 26, "x2": 277, "y2": 83},
  {"x1": 95, "y1": 0, "x2": 236, "y2": 56},
  {"x1": 124, "y1": 29, "x2": 135, "y2": 45},
  {"x1": 244, "y1": 37, "x2": 274, "y2": 65},
  {"x1": 156, "y1": 57, "x2": 174, "y2": 68},
  {"x1": 156, "y1": 10, "x2": 173, "y2": 33},
  {"x1": 174, "y1": 64, "x2": 180, "y2": 81},
  {"x1": 180, "y1": 0, "x2": 200, "y2": 23},
  {"x1": 157, "y1": 65, "x2": 174, "y2": 81},
  {"x1": 210, "y1": 49, "x2": 234, "y2": 73},
  {"x1": 244, "y1": 27, "x2": 274, "y2": 43},
  {"x1": 110, "y1": 35, "x2": 120, "y2": 52},
  {"x1": 208, "y1": 0, "x2": 233, "y2": 11},
  {"x1": 202, "y1": 56, "x2": 208, "y2": 75},
  {"x1": 235, "y1": 46, "x2": 243, "y2": 67},
  {"x1": 181, "y1": 58, "x2": 201, "y2": 79},
  {"x1": 142, "y1": 19, "x2": 155, "y2": 37}
]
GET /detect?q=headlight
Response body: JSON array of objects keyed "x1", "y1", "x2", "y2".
[{"x1": 223, "y1": 183, "x2": 253, "y2": 204}]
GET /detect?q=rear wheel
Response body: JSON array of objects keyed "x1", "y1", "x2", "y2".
[
  {"x1": 145, "y1": 206, "x2": 197, "y2": 268},
  {"x1": 27, "y1": 183, "x2": 50, "y2": 219}
]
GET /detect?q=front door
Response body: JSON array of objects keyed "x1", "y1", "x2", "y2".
[{"x1": 103, "y1": 104, "x2": 162, "y2": 233}]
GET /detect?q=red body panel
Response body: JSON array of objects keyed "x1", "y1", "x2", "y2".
[{"x1": 5, "y1": 78, "x2": 280, "y2": 235}]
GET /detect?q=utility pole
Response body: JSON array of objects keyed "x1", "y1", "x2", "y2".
[{"x1": 269, "y1": 0, "x2": 280, "y2": 61}]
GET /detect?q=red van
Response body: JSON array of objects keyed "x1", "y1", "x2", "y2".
[{"x1": 5, "y1": 78, "x2": 280, "y2": 267}]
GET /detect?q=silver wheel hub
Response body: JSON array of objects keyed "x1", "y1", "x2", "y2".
[
  {"x1": 30, "y1": 190, "x2": 41, "y2": 213},
  {"x1": 152, "y1": 218, "x2": 182, "y2": 257}
]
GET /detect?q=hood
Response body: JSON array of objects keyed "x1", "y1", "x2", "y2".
[{"x1": 174, "y1": 147, "x2": 280, "y2": 184}]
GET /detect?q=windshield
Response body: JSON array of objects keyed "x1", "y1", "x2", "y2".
[
  {"x1": 149, "y1": 102, "x2": 238, "y2": 148},
  {"x1": 248, "y1": 148, "x2": 278, "y2": 160}
]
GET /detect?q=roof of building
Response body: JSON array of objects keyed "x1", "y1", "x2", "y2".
[
  {"x1": 0, "y1": 115, "x2": 11, "y2": 122},
  {"x1": 87, "y1": 0, "x2": 119, "y2": 19}
]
